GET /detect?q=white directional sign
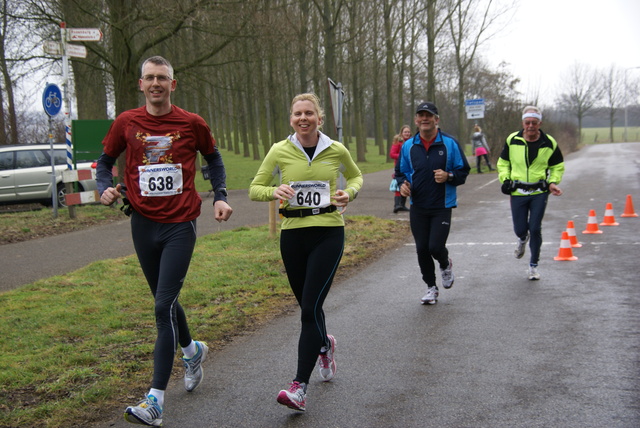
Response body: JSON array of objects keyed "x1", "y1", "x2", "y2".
[
  {"x1": 43, "y1": 41, "x2": 62, "y2": 56},
  {"x1": 67, "y1": 28, "x2": 103, "y2": 42},
  {"x1": 66, "y1": 44, "x2": 87, "y2": 58},
  {"x1": 465, "y1": 104, "x2": 485, "y2": 112},
  {"x1": 44, "y1": 41, "x2": 87, "y2": 58}
]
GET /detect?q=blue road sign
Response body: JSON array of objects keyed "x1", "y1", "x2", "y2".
[
  {"x1": 43, "y1": 83, "x2": 62, "y2": 117},
  {"x1": 465, "y1": 98, "x2": 484, "y2": 106}
]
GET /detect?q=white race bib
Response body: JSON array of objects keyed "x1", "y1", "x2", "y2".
[
  {"x1": 288, "y1": 180, "x2": 331, "y2": 208},
  {"x1": 138, "y1": 163, "x2": 183, "y2": 197}
]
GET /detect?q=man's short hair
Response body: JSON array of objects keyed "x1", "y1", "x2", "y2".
[{"x1": 141, "y1": 56, "x2": 174, "y2": 79}]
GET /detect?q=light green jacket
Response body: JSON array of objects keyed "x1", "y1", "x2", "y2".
[{"x1": 249, "y1": 132, "x2": 363, "y2": 230}]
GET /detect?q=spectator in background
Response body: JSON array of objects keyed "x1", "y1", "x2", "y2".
[
  {"x1": 389, "y1": 133, "x2": 409, "y2": 212},
  {"x1": 389, "y1": 125, "x2": 412, "y2": 212},
  {"x1": 471, "y1": 124, "x2": 493, "y2": 173}
]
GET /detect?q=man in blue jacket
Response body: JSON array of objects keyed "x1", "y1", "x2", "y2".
[{"x1": 395, "y1": 102, "x2": 470, "y2": 304}]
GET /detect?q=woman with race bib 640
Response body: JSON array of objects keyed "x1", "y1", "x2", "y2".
[{"x1": 249, "y1": 93, "x2": 363, "y2": 412}]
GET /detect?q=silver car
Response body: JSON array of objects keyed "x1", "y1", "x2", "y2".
[{"x1": 0, "y1": 144, "x2": 98, "y2": 207}]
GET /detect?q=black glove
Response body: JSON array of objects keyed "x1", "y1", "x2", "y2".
[{"x1": 501, "y1": 180, "x2": 515, "y2": 195}]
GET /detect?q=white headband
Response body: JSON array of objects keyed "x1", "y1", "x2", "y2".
[{"x1": 522, "y1": 112, "x2": 542, "y2": 121}]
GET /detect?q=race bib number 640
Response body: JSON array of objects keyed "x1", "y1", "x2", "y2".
[
  {"x1": 288, "y1": 180, "x2": 331, "y2": 208},
  {"x1": 138, "y1": 163, "x2": 183, "y2": 197}
]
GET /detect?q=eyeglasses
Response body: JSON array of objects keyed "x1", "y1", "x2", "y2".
[{"x1": 141, "y1": 74, "x2": 173, "y2": 82}]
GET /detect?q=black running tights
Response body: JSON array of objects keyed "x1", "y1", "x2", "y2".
[
  {"x1": 280, "y1": 226, "x2": 344, "y2": 384},
  {"x1": 409, "y1": 206, "x2": 452, "y2": 287},
  {"x1": 131, "y1": 211, "x2": 196, "y2": 390}
]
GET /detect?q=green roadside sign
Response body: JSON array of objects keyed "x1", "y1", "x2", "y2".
[{"x1": 72, "y1": 119, "x2": 113, "y2": 162}]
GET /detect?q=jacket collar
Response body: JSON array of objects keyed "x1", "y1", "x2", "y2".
[
  {"x1": 410, "y1": 129, "x2": 443, "y2": 146},
  {"x1": 515, "y1": 129, "x2": 552, "y2": 144},
  {"x1": 288, "y1": 131, "x2": 333, "y2": 160}
]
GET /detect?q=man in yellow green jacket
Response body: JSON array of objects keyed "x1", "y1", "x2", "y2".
[{"x1": 497, "y1": 105, "x2": 564, "y2": 280}]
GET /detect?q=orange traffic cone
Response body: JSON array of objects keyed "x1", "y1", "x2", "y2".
[
  {"x1": 621, "y1": 194, "x2": 638, "y2": 218},
  {"x1": 582, "y1": 210, "x2": 603, "y2": 234},
  {"x1": 600, "y1": 203, "x2": 619, "y2": 226},
  {"x1": 566, "y1": 220, "x2": 582, "y2": 248},
  {"x1": 554, "y1": 231, "x2": 578, "y2": 261}
]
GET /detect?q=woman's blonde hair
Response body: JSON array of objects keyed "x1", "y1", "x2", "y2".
[
  {"x1": 393, "y1": 134, "x2": 403, "y2": 144},
  {"x1": 290, "y1": 93, "x2": 325, "y2": 122},
  {"x1": 474, "y1": 124, "x2": 482, "y2": 133}
]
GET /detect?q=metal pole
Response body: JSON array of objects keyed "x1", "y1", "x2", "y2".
[
  {"x1": 60, "y1": 23, "x2": 73, "y2": 170},
  {"x1": 48, "y1": 115, "x2": 58, "y2": 218},
  {"x1": 336, "y1": 82, "x2": 344, "y2": 144},
  {"x1": 60, "y1": 22, "x2": 77, "y2": 218}
]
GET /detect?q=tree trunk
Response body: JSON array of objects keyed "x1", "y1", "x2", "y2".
[{"x1": 0, "y1": 4, "x2": 18, "y2": 145}]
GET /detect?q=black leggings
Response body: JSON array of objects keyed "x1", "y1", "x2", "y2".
[
  {"x1": 131, "y1": 211, "x2": 196, "y2": 390},
  {"x1": 476, "y1": 154, "x2": 492, "y2": 171},
  {"x1": 280, "y1": 226, "x2": 344, "y2": 384},
  {"x1": 409, "y1": 206, "x2": 452, "y2": 287}
]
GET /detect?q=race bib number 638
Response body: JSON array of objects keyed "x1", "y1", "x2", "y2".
[{"x1": 138, "y1": 163, "x2": 183, "y2": 197}]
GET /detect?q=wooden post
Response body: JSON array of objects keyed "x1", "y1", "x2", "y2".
[{"x1": 269, "y1": 200, "x2": 277, "y2": 238}]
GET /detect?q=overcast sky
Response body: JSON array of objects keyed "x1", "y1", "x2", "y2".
[{"x1": 483, "y1": 0, "x2": 640, "y2": 106}]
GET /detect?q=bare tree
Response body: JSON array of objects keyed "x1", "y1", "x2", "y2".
[
  {"x1": 601, "y1": 64, "x2": 625, "y2": 142},
  {"x1": 556, "y1": 62, "x2": 603, "y2": 143},
  {"x1": 447, "y1": 0, "x2": 512, "y2": 146},
  {"x1": 0, "y1": 0, "x2": 29, "y2": 145}
]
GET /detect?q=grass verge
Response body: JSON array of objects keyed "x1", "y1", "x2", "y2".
[
  {"x1": 0, "y1": 205, "x2": 126, "y2": 245},
  {"x1": 0, "y1": 216, "x2": 410, "y2": 428}
]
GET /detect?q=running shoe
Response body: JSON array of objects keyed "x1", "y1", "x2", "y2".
[
  {"x1": 277, "y1": 381, "x2": 307, "y2": 411},
  {"x1": 441, "y1": 258, "x2": 454, "y2": 289},
  {"x1": 528, "y1": 265, "x2": 540, "y2": 280},
  {"x1": 318, "y1": 334, "x2": 337, "y2": 381},
  {"x1": 514, "y1": 234, "x2": 529, "y2": 259},
  {"x1": 124, "y1": 394, "x2": 163, "y2": 426},
  {"x1": 421, "y1": 286, "x2": 439, "y2": 305},
  {"x1": 183, "y1": 340, "x2": 209, "y2": 392}
]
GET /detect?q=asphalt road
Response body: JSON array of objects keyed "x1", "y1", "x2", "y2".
[{"x1": 4, "y1": 143, "x2": 640, "y2": 427}]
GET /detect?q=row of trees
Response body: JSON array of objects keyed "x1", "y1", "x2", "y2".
[
  {"x1": 555, "y1": 62, "x2": 640, "y2": 144},
  {"x1": 2, "y1": 0, "x2": 636, "y2": 162}
]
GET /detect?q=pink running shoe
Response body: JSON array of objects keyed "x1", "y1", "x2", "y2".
[
  {"x1": 318, "y1": 334, "x2": 337, "y2": 381},
  {"x1": 277, "y1": 381, "x2": 307, "y2": 411}
]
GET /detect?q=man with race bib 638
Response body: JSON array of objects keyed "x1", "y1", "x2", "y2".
[{"x1": 96, "y1": 55, "x2": 233, "y2": 426}]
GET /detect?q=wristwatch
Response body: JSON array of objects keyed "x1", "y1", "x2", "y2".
[
  {"x1": 215, "y1": 188, "x2": 228, "y2": 197},
  {"x1": 447, "y1": 172, "x2": 454, "y2": 182}
]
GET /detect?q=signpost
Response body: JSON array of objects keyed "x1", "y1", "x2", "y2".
[
  {"x1": 43, "y1": 83, "x2": 63, "y2": 217},
  {"x1": 327, "y1": 78, "x2": 346, "y2": 189},
  {"x1": 42, "y1": 22, "x2": 102, "y2": 218},
  {"x1": 66, "y1": 44, "x2": 88, "y2": 58},
  {"x1": 67, "y1": 28, "x2": 103, "y2": 42},
  {"x1": 465, "y1": 98, "x2": 485, "y2": 120},
  {"x1": 327, "y1": 78, "x2": 345, "y2": 143}
]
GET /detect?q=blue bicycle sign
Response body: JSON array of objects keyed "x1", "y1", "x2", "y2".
[{"x1": 42, "y1": 83, "x2": 62, "y2": 116}]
